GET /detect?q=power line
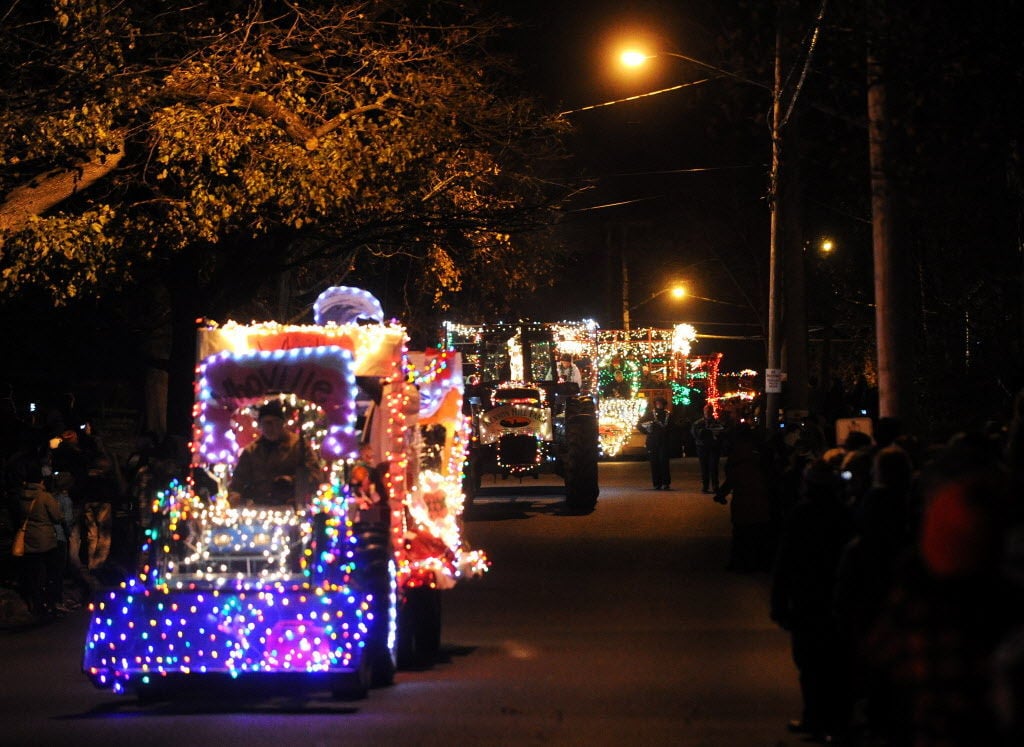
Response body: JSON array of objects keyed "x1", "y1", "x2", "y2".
[{"x1": 558, "y1": 77, "x2": 717, "y2": 117}]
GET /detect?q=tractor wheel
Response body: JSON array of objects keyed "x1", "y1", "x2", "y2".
[
  {"x1": 396, "y1": 586, "x2": 443, "y2": 669},
  {"x1": 330, "y1": 656, "x2": 371, "y2": 700},
  {"x1": 350, "y1": 519, "x2": 396, "y2": 688},
  {"x1": 564, "y1": 414, "x2": 599, "y2": 512},
  {"x1": 565, "y1": 396, "x2": 596, "y2": 418}
]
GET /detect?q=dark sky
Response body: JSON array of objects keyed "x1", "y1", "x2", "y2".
[
  {"x1": 497, "y1": 0, "x2": 1024, "y2": 388},
  {"x1": 498, "y1": 1, "x2": 776, "y2": 370}
]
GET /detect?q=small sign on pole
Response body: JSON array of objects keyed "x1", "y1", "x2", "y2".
[
  {"x1": 835, "y1": 417, "x2": 873, "y2": 445},
  {"x1": 765, "y1": 368, "x2": 782, "y2": 394}
]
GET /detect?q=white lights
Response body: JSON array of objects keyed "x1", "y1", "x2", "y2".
[{"x1": 84, "y1": 295, "x2": 489, "y2": 696}]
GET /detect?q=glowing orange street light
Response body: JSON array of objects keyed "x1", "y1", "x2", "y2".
[
  {"x1": 620, "y1": 50, "x2": 649, "y2": 68},
  {"x1": 624, "y1": 283, "x2": 687, "y2": 331},
  {"x1": 618, "y1": 48, "x2": 771, "y2": 91},
  {"x1": 616, "y1": 42, "x2": 784, "y2": 430}
]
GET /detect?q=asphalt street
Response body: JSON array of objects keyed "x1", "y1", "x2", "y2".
[{"x1": 0, "y1": 457, "x2": 803, "y2": 746}]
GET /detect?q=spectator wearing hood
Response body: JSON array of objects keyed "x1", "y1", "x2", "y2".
[
  {"x1": 18, "y1": 463, "x2": 63, "y2": 619},
  {"x1": 771, "y1": 458, "x2": 856, "y2": 742}
]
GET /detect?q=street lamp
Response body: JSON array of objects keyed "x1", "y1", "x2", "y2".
[
  {"x1": 619, "y1": 50, "x2": 772, "y2": 92},
  {"x1": 623, "y1": 283, "x2": 686, "y2": 331},
  {"x1": 618, "y1": 43, "x2": 786, "y2": 431}
]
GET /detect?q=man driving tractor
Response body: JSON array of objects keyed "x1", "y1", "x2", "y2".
[{"x1": 227, "y1": 400, "x2": 321, "y2": 507}]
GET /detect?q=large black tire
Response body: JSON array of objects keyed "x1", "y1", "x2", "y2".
[
  {"x1": 134, "y1": 680, "x2": 171, "y2": 704},
  {"x1": 396, "y1": 586, "x2": 442, "y2": 669},
  {"x1": 350, "y1": 517, "x2": 396, "y2": 688},
  {"x1": 330, "y1": 655, "x2": 371, "y2": 700},
  {"x1": 564, "y1": 414, "x2": 599, "y2": 512},
  {"x1": 565, "y1": 396, "x2": 596, "y2": 418}
]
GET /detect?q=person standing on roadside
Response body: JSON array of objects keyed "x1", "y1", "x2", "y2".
[
  {"x1": 771, "y1": 459, "x2": 855, "y2": 742},
  {"x1": 639, "y1": 397, "x2": 672, "y2": 490},
  {"x1": 713, "y1": 424, "x2": 775, "y2": 572},
  {"x1": 18, "y1": 463, "x2": 63, "y2": 620},
  {"x1": 692, "y1": 405, "x2": 723, "y2": 493}
]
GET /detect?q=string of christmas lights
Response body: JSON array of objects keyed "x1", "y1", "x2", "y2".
[{"x1": 84, "y1": 307, "x2": 488, "y2": 696}]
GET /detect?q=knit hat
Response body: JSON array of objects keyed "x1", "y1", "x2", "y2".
[{"x1": 257, "y1": 400, "x2": 286, "y2": 421}]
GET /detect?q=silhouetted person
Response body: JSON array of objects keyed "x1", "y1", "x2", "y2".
[
  {"x1": 639, "y1": 397, "x2": 671, "y2": 490},
  {"x1": 81, "y1": 453, "x2": 120, "y2": 572},
  {"x1": 864, "y1": 437, "x2": 1024, "y2": 747},
  {"x1": 714, "y1": 424, "x2": 774, "y2": 572},
  {"x1": 18, "y1": 462, "x2": 63, "y2": 620},
  {"x1": 772, "y1": 459, "x2": 855, "y2": 741},
  {"x1": 834, "y1": 444, "x2": 914, "y2": 738},
  {"x1": 692, "y1": 405, "x2": 723, "y2": 493}
]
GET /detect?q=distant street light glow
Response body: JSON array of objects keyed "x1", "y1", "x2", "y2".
[{"x1": 620, "y1": 50, "x2": 649, "y2": 67}]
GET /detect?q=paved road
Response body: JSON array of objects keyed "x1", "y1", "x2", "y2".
[{"x1": 0, "y1": 458, "x2": 803, "y2": 746}]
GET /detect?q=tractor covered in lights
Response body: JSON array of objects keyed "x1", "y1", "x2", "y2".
[{"x1": 83, "y1": 287, "x2": 487, "y2": 700}]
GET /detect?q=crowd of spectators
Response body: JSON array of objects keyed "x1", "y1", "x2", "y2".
[
  {"x1": 705, "y1": 390, "x2": 1024, "y2": 745},
  {"x1": 1, "y1": 387, "x2": 185, "y2": 622}
]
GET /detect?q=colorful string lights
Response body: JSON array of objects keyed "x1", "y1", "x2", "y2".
[{"x1": 83, "y1": 301, "x2": 487, "y2": 696}]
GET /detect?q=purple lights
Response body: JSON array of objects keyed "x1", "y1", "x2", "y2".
[
  {"x1": 197, "y1": 346, "x2": 359, "y2": 464},
  {"x1": 82, "y1": 585, "x2": 370, "y2": 691}
]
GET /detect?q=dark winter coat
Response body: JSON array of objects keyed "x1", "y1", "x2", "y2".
[{"x1": 19, "y1": 482, "x2": 62, "y2": 554}]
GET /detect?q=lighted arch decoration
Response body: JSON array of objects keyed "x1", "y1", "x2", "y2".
[
  {"x1": 314, "y1": 286, "x2": 384, "y2": 325},
  {"x1": 196, "y1": 346, "x2": 359, "y2": 464}
]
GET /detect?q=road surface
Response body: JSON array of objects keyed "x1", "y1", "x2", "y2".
[{"x1": 0, "y1": 457, "x2": 803, "y2": 746}]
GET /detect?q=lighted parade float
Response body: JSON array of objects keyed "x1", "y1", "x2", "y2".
[
  {"x1": 443, "y1": 320, "x2": 601, "y2": 512},
  {"x1": 442, "y1": 319, "x2": 758, "y2": 466},
  {"x1": 593, "y1": 325, "x2": 759, "y2": 456},
  {"x1": 82, "y1": 287, "x2": 487, "y2": 700}
]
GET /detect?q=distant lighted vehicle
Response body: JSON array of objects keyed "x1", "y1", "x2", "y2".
[
  {"x1": 82, "y1": 287, "x2": 487, "y2": 700},
  {"x1": 443, "y1": 321, "x2": 600, "y2": 512}
]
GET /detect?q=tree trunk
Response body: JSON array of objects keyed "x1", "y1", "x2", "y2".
[
  {"x1": 164, "y1": 250, "x2": 204, "y2": 443},
  {"x1": 867, "y1": 4, "x2": 908, "y2": 422}
]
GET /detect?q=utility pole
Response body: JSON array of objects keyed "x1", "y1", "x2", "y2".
[
  {"x1": 622, "y1": 249, "x2": 631, "y2": 332},
  {"x1": 782, "y1": 116, "x2": 809, "y2": 421},
  {"x1": 764, "y1": 28, "x2": 784, "y2": 431},
  {"x1": 867, "y1": 5, "x2": 906, "y2": 420}
]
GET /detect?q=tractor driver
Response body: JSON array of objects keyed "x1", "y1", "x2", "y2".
[{"x1": 228, "y1": 400, "x2": 321, "y2": 507}]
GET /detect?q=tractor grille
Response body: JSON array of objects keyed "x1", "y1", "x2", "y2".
[{"x1": 498, "y1": 434, "x2": 539, "y2": 467}]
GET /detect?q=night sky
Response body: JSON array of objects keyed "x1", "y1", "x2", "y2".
[
  {"x1": 502, "y1": 0, "x2": 785, "y2": 370},
  {"x1": 5, "y1": 1, "x2": 1019, "y2": 423}
]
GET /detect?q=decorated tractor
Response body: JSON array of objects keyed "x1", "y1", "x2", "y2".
[
  {"x1": 82, "y1": 287, "x2": 486, "y2": 700},
  {"x1": 443, "y1": 321, "x2": 600, "y2": 513}
]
